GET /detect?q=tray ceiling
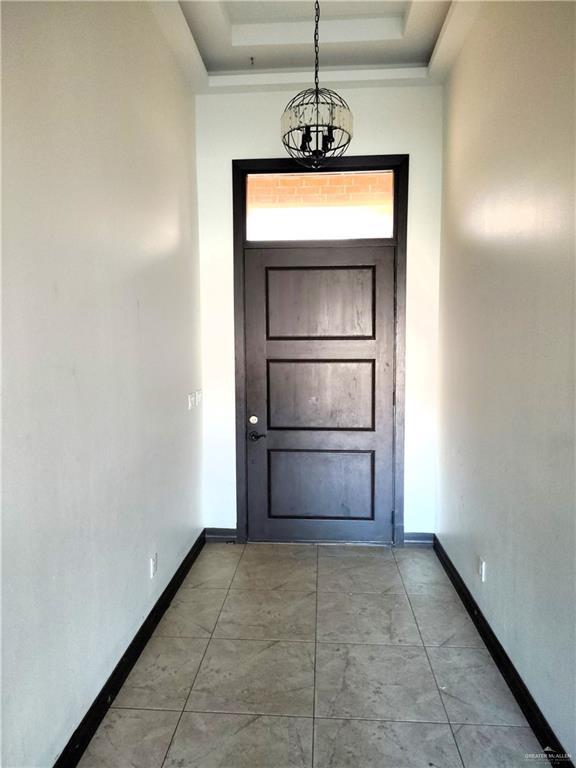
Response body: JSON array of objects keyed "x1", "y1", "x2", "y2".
[{"x1": 179, "y1": 1, "x2": 451, "y2": 73}]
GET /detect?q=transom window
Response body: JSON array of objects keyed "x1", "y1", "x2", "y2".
[{"x1": 246, "y1": 170, "x2": 394, "y2": 241}]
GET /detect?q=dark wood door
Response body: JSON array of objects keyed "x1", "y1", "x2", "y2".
[{"x1": 245, "y1": 244, "x2": 395, "y2": 542}]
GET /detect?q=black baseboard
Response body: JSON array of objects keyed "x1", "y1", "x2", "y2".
[
  {"x1": 53, "y1": 531, "x2": 206, "y2": 768},
  {"x1": 402, "y1": 532, "x2": 434, "y2": 547},
  {"x1": 204, "y1": 527, "x2": 238, "y2": 543},
  {"x1": 434, "y1": 536, "x2": 573, "y2": 768}
]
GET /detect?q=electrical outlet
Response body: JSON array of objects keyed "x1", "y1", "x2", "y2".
[
  {"x1": 150, "y1": 552, "x2": 158, "y2": 579},
  {"x1": 478, "y1": 558, "x2": 487, "y2": 583}
]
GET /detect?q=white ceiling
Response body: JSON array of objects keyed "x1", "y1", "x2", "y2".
[{"x1": 179, "y1": 1, "x2": 451, "y2": 74}]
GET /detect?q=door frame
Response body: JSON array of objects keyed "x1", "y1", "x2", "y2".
[{"x1": 232, "y1": 155, "x2": 408, "y2": 545}]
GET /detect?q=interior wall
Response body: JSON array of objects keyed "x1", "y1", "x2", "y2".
[
  {"x1": 2, "y1": 3, "x2": 204, "y2": 766},
  {"x1": 196, "y1": 85, "x2": 443, "y2": 535},
  {"x1": 439, "y1": 1, "x2": 575, "y2": 754}
]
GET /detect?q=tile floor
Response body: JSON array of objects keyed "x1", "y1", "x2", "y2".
[{"x1": 78, "y1": 543, "x2": 546, "y2": 767}]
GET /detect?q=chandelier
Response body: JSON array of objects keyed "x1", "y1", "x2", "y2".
[{"x1": 281, "y1": 1, "x2": 353, "y2": 169}]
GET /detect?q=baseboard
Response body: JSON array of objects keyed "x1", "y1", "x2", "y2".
[
  {"x1": 403, "y1": 532, "x2": 434, "y2": 547},
  {"x1": 204, "y1": 527, "x2": 238, "y2": 543},
  {"x1": 53, "y1": 530, "x2": 206, "y2": 768},
  {"x1": 434, "y1": 536, "x2": 573, "y2": 768}
]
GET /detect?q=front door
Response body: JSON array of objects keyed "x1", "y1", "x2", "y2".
[{"x1": 245, "y1": 243, "x2": 396, "y2": 542}]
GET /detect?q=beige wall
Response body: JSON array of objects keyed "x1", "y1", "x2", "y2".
[
  {"x1": 196, "y1": 85, "x2": 443, "y2": 535},
  {"x1": 439, "y1": 1, "x2": 575, "y2": 754},
  {"x1": 2, "y1": 3, "x2": 203, "y2": 765}
]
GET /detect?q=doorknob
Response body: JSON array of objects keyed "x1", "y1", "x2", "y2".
[{"x1": 248, "y1": 431, "x2": 266, "y2": 442}]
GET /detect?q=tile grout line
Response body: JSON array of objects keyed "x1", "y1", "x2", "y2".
[
  {"x1": 393, "y1": 548, "x2": 468, "y2": 768},
  {"x1": 312, "y1": 543, "x2": 319, "y2": 768},
  {"x1": 158, "y1": 543, "x2": 246, "y2": 768},
  {"x1": 108, "y1": 704, "x2": 540, "y2": 730},
  {"x1": 227, "y1": 589, "x2": 408, "y2": 596},
  {"x1": 110, "y1": 702, "x2": 536, "y2": 729},
  {"x1": 148, "y1": 634, "x2": 486, "y2": 649}
]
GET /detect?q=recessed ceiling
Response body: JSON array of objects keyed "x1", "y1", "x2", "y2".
[
  {"x1": 223, "y1": 1, "x2": 407, "y2": 24},
  {"x1": 179, "y1": 1, "x2": 450, "y2": 74}
]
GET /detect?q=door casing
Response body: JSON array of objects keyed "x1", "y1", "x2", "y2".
[{"x1": 233, "y1": 155, "x2": 408, "y2": 545}]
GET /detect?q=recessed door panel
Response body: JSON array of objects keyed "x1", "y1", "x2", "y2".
[
  {"x1": 266, "y1": 267, "x2": 374, "y2": 339},
  {"x1": 267, "y1": 360, "x2": 375, "y2": 430},
  {"x1": 269, "y1": 450, "x2": 374, "y2": 520}
]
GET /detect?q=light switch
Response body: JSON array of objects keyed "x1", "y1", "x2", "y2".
[{"x1": 188, "y1": 391, "x2": 202, "y2": 410}]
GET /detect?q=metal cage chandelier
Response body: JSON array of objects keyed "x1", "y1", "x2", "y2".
[{"x1": 281, "y1": 1, "x2": 353, "y2": 169}]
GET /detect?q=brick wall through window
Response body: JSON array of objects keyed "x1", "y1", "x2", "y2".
[
  {"x1": 245, "y1": 171, "x2": 394, "y2": 240},
  {"x1": 247, "y1": 171, "x2": 393, "y2": 209}
]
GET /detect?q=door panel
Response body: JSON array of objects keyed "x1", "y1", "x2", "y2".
[
  {"x1": 269, "y1": 450, "x2": 374, "y2": 520},
  {"x1": 246, "y1": 245, "x2": 395, "y2": 542},
  {"x1": 267, "y1": 360, "x2": 375, "y2": 430},
  {"x1": 266, "y1": 267, "x2": 375, "y2": 339}
]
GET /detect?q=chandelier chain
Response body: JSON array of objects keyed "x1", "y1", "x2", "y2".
[
  {"x1": 314, "y1": 0, "x2": 320, "y2": 93},
  {"x1": 281, "y1": 0, "x2": 352, "y2": 167}
]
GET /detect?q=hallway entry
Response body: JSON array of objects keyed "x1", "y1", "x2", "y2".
[{"x1": 233, "y1": 157, "x2": 408, "y2": 544}]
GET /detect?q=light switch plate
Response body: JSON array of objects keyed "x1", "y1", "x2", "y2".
[{"x1": 188, "y1": 390, "x2": 202, "y2": 409}]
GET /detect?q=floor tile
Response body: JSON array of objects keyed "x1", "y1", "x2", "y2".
[
  {"x1": 112, "y1": 637, "x2": 208, "y2": 710},
  {"x1": 397, "y1": 556, "x2": 458, "y2": 598},
  {"x1": 314, "y1": 719, "x2": 464, "y2": 768},
  {"x1": 155, "y1": 589, "x2": 227, "y2": 639},
  {"x1": 318, "y1": 556, "x2": 405, "y2": 594},
  {"x1": 396, "y1": 554, "x2": 447, "y2": 576},
  {"x1": 77, "y1": 708, "x2": 179, "y2": 768},
  {"x1": 393, "y1": 547, "x2": 437, "y2": 561},
  {"x1": 244, "y1": 543, "x2": 316, "y2": 560},
  {"x1": 78, "y1": 538, "x2": 539, "y2": 768},
  {"x1": 187, "y1": 639, "x2": 315, "y2": 716},
  {"x1": 199, "y1": 545, "x2": 245, "y2": 566},
  {"x1": 182, "y1": 549, "x2": 242, "y2": 589},
  {"x1": 231, "y1": 554, "x2": 317, "y2": 591},
  {"x1": 163, "y1": 712, "x2": 313, "y2": 768},
  {"x1": 203, "y1": 543, "x2": 245, "y2": 556},
  {"x1": 409, "y1": 595, "x2": 484, "y2": 648},
  {"x1": 428, "y1": 647, "x2": 528, "y2": 726},
  {"x1": 214, "y1": 590, "x2": 316, "y2": 641},
  {"x1": 404, "y1": 580, "x2": 459, "y2": 599},
  {"x1": 315, "y1": 643, "x2": 447, "y2": 722},
  {"x1": 317, "y1": 592, "x2": 421, "y2": 645},
  {"x1": 453, "y1": 725, "x2": 546, "y2": 767},
  {"x1": 318, "y1": 545, "x2": 393, "y2": 559}
]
